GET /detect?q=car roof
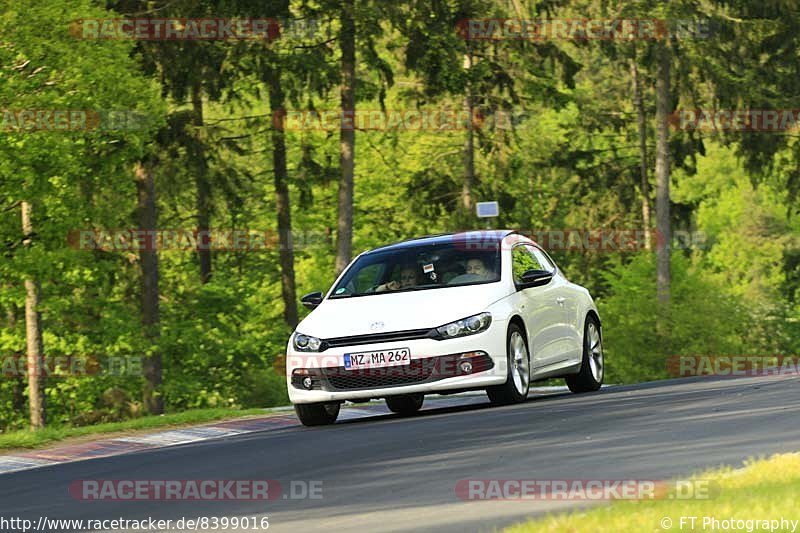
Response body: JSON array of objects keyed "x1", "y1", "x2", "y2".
[{"x1": 366, "y1": 230, "x2": 519, "y2": 254}]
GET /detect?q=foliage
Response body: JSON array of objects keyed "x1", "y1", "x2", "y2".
[
  {"x1": 0, "y1": 0, "x2": 799, "y2": 430},
  {"x1": 599, "y1": 252, "x2": 747, "y2": 383}
]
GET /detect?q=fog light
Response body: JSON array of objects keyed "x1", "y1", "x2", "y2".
[
  {"x1": 302, "y1": 376, "x2": 314, "y2": 390},
  {"x1": 459, "y1": 360, "x2": 473, "y2": 374}
]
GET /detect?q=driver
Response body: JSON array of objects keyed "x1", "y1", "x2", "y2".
[{"x1": 376, "y1": 265, "x2": 418, "y2": 292}]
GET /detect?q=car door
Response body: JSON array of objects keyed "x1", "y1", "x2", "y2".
[
  {"x1": 528, "y1": 245, "x2": 582, "y2": 363},
  {"x1": 510, "y1": 244, "x2": 563, "y2": 369}
]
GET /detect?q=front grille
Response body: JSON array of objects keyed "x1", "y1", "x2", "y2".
[
  {"x1": 323, "y1": 358, "x2": 436, "y2": 390},
  {"x1": 321, "y1": 328, "x2": 435, "y2": 350},
  {"x1": 313, "y1": 352, "x2": 494, "y2": 391}
]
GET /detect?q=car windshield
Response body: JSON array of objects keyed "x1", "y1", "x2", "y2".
[{"x1": 329, "y1": 240, "x2": 501, "y2": 298}]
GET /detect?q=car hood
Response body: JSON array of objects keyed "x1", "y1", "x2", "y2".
[{"x1": 296, "y1": 283, "x2": 510, "y2": 339}]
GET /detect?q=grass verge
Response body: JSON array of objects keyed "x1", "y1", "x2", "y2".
[
  {"x1": 0, "y1": 407, "x2": 273, "y2": 451},
  {"x1": 507, "y1": 452, "x2": 800, "y2": 533}
]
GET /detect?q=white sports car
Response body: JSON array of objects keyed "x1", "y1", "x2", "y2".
[{"x1": 286, "y1": 230, "x2": 603, "y2": 426}]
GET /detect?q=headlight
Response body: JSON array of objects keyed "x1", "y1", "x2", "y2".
[
  {"x1": 293, "y1": 333, "x2": 323, "y2": 352},
  {"x1": 436, "y1": 312, "x2": 492, "y2": 339}
]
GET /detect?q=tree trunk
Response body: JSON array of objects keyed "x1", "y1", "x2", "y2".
[
  {"x1": 135, "y1": 160, "x2": 163, "y2": 415},
  {"x1": 335, "y1": 0, "x2": 356, "y2": 275},
  {"x1": 268, "y1": 71, "x2": 299, "y2": 328},
  {"x1": 655, "y1": 42, "x2": 671, "y2": 306},
  {"x1": 631, "y1": 57, "x2": 652, "y2": 251},
  {"x1": 192, "y1": 82, "x2": 212, "y2": 284},
  {"x1": 462, "y1": 54, "x2": 475, "y2": 215},
  {"x1": 5, "y1": 300, "x2": 26, "y2": 415},
  {"x1": 21, "y1": 201, "x2": 45, "y2": 429}
]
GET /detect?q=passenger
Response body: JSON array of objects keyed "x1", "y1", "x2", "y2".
[{"x1": 465, "y1": 258, "x2": 493, "y2": 280}]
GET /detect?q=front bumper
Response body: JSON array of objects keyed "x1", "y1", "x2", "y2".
[{"x1": 286, "y1": 319, "x2": 508, "y2": 404}]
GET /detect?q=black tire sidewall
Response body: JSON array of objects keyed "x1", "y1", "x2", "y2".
[
  {"x1": 386, "y1": 393, "x2": 424, "y2": 414},
  {"x1": 582, "y1": 318, "x2": 602, "y2": 387},
  {"x1": 566, "y1": 317, "x2": 603, "y2": 393},
  {"x1": 506, "y1": 323, "x2": 530, "y2": 400},
  {"x1": 295, "y1": 402, "x2": 339, "y2": 425}
]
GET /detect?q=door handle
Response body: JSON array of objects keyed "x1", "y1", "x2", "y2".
[{"x1": 556, "y1": 297, "x2": 565, "y2": 306}]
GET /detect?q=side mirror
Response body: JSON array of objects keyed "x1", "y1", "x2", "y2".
[
  {"x1": 518, "y1": 269, "x2": 553, "y2": 288},
  {"x1": 300, "y1": 291, "x2": 324, "y2": 310}
]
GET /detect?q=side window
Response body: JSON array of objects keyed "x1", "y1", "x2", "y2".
[
  {"x1": 528, "y1": 246, "x2": 555, "y2": 273},
  {"x1": 511, "y1": 246, "x2": 544, "y2": 284}
]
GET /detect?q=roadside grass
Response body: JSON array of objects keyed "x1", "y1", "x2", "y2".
[
  {"x1": 507, "y1": 452, "x2": 800, "y2": 533},
  {"x1": 0, "y1": 407, "x2": 273, "y2": 451}
]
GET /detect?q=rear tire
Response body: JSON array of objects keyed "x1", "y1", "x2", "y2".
[
  {"x1": 294, "y1": 402, "x2": 340, "y2": 426},
  {"x1": 566, "y1": 316, "x2": 603, "y2": 393},
  {"x1": 487, "y1": 323, "x2": 530, "y2": 405},
  {"x1": 385, "y1": 394, "x2": 424, "y2": 415}
]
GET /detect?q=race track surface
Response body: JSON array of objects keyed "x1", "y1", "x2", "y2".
[{"x1": 2, "y1": 374, "x2": 798, "y2": 532}]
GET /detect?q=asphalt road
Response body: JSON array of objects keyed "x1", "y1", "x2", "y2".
[{"x1": 2, "y1": 374, "x2": 799, "y2": 533}]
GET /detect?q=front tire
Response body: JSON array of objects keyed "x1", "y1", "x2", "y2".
[
  {"x1": 294, "y1": 402, "x2": 340, "y2": 426},
  {"x1": 566, "y1": 316, "x2": 603, "y2": 393},
  {"x1": 385, "y1": 394, "x2": 424, "y2": 415},
  {"x1": 487, "y1": 323, "x2": 530, "y2": 405}
]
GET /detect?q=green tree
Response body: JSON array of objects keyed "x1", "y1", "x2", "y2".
[{"x1": 0, "y1": 0, "x2": 163, "y2": 426}]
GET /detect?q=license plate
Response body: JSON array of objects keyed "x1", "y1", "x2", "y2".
[{"x1": 343, "y1": 348, "x2": 411, "y2": 370}]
